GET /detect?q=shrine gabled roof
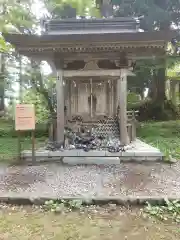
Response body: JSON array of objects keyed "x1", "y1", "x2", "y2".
[
  {"x1": 4, "y1": 30, "x2": 176, "y2": 46},
  {"x1": 3, "y1": 30, "x2": 177, "y2": 58}
]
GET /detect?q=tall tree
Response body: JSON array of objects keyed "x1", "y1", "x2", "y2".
[
  {"x1": 44, "y1": 0, "x2": 100, "y2": 18},
  {"x1": 1, "y1": 0, "x2": 38, "y2": 109},
  {"x1": 0, "y1": 2, "x2": 8, "y2": 112},
  {"x1": 111, "y1": 0, "x2": 180, "y2": 103}
]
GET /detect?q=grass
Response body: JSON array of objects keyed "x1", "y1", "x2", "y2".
[
  {"x1": 0, "y1": 119, "x2": 46, "y2": 163},
  {"x1": 0, "y1": 137, "x2": 46, "y2": 164},
  {"x1": 0, "y1": 205, "x2": 179, "y2": 240},
  {"x1": 137, "y1": 120, "x2": 180, "y2": 160}
]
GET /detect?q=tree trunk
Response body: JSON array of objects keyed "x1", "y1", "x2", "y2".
[
  {"x1": 155, "y1": 66, "x2": 166, "y2": 103},
  {"x1": 0, "y1": 3, "x2": 7, "y2": 113},
  {"x1": 149, "y1": 59, "x2": 166, "y2": 103},
  {"x1": 153, "y1": 23, "x2": 169, "y2": 104},
  {"x1": 148, "y1": 71, "x2": 157, "y2": 100}
]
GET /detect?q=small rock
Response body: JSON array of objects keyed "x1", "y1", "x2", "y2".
[
  {"x1": 168, "y1": 155, "x2": 177, "y2": 164},
  {"x1": 108, "y1": 203, "x2": 117, "y2": 211},
  {"x1": 69, "y1": 145, "x2": 75, "y2": 150}
]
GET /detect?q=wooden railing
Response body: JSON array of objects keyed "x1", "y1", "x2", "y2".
[
  {"x1": 117, "y1": 110, "x2": 139, "y2": 142},
  {"x1": 127, "y1": 110, "x2": 139, "y2": 142}
]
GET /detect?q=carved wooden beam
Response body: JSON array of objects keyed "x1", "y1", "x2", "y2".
[{"x1": 63, "y1": 69, "x2": 135, "y2": 78}]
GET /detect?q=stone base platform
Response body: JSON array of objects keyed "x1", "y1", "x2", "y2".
[{"x1": 22, "y1": 139, "x2": 163, "y2": 164}]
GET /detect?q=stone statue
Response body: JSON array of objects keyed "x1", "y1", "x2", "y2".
[
  {"x1": 100, "y1": 0, "x2": 113, "y2": 18},
  {"x1": 88, "y1": 94, "x2": 97, "y2": 117}
]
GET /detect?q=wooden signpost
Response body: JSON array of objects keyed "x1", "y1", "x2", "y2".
[{"x1": 15, "y1": 104, "x2": 36, "y2": 163}]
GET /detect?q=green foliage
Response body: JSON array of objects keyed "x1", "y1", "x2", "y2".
[
  {"x1": 0, "y1": 119, "x2": 48, "y2": 138},
  {"x1": 128, "y1": 59, "x2": 166, "y2": 98},
  {"x1": 0, "y1": 0, "x2": 37, "y2": 115},
  {"x1": 129, "y1": 100, "x2": 180, "y2": 121},
  {"x1": 45, "y1": 0, "x2": 100, "y2": 18},
  {"x1": 114, "y1": 0, "x2": 180, "y2": 30},
  {"x1": 127, "y1": 92, "x2": 141, "y2": 103},
  {"x1": 0, "y1": 37, "x2": 8, "y2": 52},
  {"x1": 137, "y1": 120, "x2": 180, "y2": 160},
  {"x1": 23, "y1": 89, "x2": 50, "y2": 123},
  {"x1": 43, "y1": 199, "x2": 83, "y2": 213},
  {"x1": 0, "y1": 136, "x2": 46, "y2": 163},
  {"x1": 167, "y1": 63, "x2": 180, "y2": 80},
  {"x1": 145, "y1": 199, "x2": 180, "y2": 223},
  {"x1": 114, "y1": 0, "x2": 180, "y2": 104},
  {"x1": 1, "y1": 0, "x2": 36, "y2": 34}
]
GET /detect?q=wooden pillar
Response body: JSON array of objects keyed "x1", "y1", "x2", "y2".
[
  {"x1": 176, "y1": 82, "x2": 179, "y2": 104},
  {"x1": 165, "y1": 79, "x2": 171, "y2": 100},
  {"x1": 170, "y1": 80, "x2": 179, "y2": 105},
  {"x1": 110, "y1": 79, "x2": 114, "y2": 115},
  {"x1": 119, "y1": 69, "x2": 129, "y2": 145},
  {"x1": 56, "y1": 69, "x2": 64, "y2": 144},
  {"x1": 107, "y1": 79, "x2": 111, "y2": 115},
  {"x1": 170, "y1": 81, "x2": 175, "y2": 104},
  {"x1": 68, "y1": 79, "x2": 71, "y2": 116}
]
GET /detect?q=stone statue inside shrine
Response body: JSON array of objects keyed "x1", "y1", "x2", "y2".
[
  {"x1": 99, "y1": 0, "x2": 113, "y2": 18},
  {"x1": 88, "y1": 94, "x2": 97, "y2": 117}
]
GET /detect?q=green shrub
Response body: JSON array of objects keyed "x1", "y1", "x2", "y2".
[
  {"x1": 127, "y1": 92, "x2": 141, "y2": 103},
  {"x1": 43, "y1": 199, "x2": 83, "y2": 214},
  {"x1": 0, "y1": 120, "x2": 48, "y2": 138},
  {"x1": 145, "y1": 199, "x2": 180, "y2": 223},
  {"x1": 128, "y1": 100, "x2": 180, "y2": 121}
]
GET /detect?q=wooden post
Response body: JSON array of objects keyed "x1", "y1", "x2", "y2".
[
  {"x1": 116, "y1": 78, "x2": 121, "y2": 110},
  {"x1": 17, "y1": 130, "x2": 22, "y2": 162},
  {"x1": 31, "y1": 130, "x2": 35, "y2": 164},
  {"x1": 175, "y1": 82, "x2": 179, "y2": 104},
  {"x1": 56, "y1": 70, "x2": 64, "y2": 144},
  {"x1": 170, "y1": 80, "x2": 179, "y2": 105},
  {"x1": 90, "y1": 78, "x2": 93, "y2": 118},
  {"x1": 119, "y1": 69, "x2": 129, "y2": 145},
  {"x1": 170, "y1": 81, "x2": 175, "y2": 104}
]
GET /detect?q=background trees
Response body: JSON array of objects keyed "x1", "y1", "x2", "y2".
[{"x1": 112, "y1": 0, "x2": 180, "y2": 103}]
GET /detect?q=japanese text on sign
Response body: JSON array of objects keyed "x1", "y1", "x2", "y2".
[{"x1": 15, "y1": 104, "x2": 35, "y2": 131}]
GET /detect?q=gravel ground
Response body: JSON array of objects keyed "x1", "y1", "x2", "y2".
[{"x1": 0, "y1": 162, "x2": 180, "y2": 199}]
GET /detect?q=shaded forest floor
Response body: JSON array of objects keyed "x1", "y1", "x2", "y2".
[{"x1": 0, "y1": 205, "x2": 179, "y2": 240}]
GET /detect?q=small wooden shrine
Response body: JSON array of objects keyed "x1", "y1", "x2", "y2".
[{"x1": 4, "y1": 16, "x2": 176, "y2": 147}]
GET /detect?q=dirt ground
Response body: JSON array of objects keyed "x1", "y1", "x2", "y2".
[{"x1": 0, "y1": 205, "x2": 179, "y2": 240}]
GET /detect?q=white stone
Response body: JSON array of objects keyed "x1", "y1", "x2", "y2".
[{"x1": 63, "y1": 157, "x2": 120, "y2": 165}]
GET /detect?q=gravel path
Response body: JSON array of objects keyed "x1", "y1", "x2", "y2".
[{"x1": 0, "y1": 162, "x2": 180, "y2": 199}]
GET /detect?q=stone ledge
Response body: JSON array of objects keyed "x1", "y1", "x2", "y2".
[
  {"x1": 22, "y1": 150, "x2": 163, "y2": 158},
  {"x1": 134, "y1": 151, "x2": 163, "y2": 157},
  {"x1": 0, "y1": 196, "x2": 179, "y2": 206},
  {"x1": 120, "y1": 156, "x2": 163, "y2": 162},
  {"x1": 22, "y1": 155, "x2": 163, "y2": 164}
]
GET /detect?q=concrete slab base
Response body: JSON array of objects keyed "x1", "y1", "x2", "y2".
[
  {"x1": 63, "y1": 157, "x2": 120, "y2": 165},
  {"x1": 22, "y1": 139, "x2": 164, "y2": 164}
]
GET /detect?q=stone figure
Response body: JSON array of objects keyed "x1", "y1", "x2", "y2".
[{"x1": 88, "y1": 94, "x2": 97, "y2": 117}]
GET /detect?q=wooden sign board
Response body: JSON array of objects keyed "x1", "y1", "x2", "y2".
[{"x1": 15, "y1": 104, "x2": 35, "y2": 131}]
